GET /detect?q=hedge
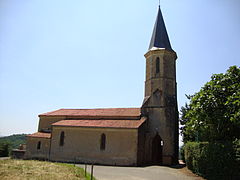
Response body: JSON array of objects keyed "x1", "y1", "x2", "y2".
[{"x1": 184, "y1": 141, "x2": 240, "y2": 180}]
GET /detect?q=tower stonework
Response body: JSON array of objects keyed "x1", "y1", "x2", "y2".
[{"x1": 141, "y1": 7, "x2": 179, "y2": 165}]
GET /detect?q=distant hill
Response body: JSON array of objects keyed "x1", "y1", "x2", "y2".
[{"x1": 0, "y1": 134, "x2": 27, "y2": 149}]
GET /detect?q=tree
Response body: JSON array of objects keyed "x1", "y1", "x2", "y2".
[
  {"x1": 180, "y1": 66, "x2": 240, "y2": 143},
  {"x1": 0, "y1": 142, "x2": 10, "y2": 157}
]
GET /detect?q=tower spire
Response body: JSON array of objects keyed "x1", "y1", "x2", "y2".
[{"x1": 148, "y1": 6, "x2": 172, "y2": 51}]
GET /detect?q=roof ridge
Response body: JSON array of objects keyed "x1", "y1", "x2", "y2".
[
  {"x1": 39, "y1": 108, "x2": 141, "y2": 117},
  {"x1": 59, "y1": 107, "x2": 139, "y2": 110},
  {"x1": 52, "y1": 117, "x2": 146, "y2": 129}
]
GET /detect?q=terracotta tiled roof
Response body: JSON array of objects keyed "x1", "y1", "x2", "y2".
[
  {"x1": 52, "y1": 117, "x2": 146, "y2": 129},
  {"x1": 39, "y1": 108, "x2": 141, "y2": 118},
  {"x1": 27, "y1": 132, "x2": 51, "y2": 139}
]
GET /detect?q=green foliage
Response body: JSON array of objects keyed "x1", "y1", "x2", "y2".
[
  {"x1": 0, "y1": 134, "x2": 27, "y2": 156},
  {"x1": 0, "y1": 142, "x2": 10, "y2": 157},
  {"x1": 180, "y1": 66, "x2": 240, "y2": 179},
  {"x1": 233, "y1": 139, "x2": 240, "y2": 167},
  {"x1": 0, "y1": 134, "x2": 27, "y2": 148},
  {"x1": 180, "y1": 66, "x2": 240, "y2": 142},
  {"x1": 185, "y1": 141, "x2": 240, "y2": 180},
  {"x1": 179, "y1": 145, "x2": 185, "y2": 162}
]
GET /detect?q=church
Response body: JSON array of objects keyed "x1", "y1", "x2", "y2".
[{"x1": 25, "y1": 7, "x2": 179, "y2": 166}]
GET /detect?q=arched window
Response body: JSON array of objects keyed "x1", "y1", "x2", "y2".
[
  {"x1": 37, "y1": 141, "x2": 41, "y2": 150},
  {"x1": 59, "y1": 131, "x2": 65, "y2": 146},
  {"x1": 100, "y1": 133, "x2": 106, "y2": 150},
  {"x1": 156, "y1": 57, "x2": 160, "y2": 74}
]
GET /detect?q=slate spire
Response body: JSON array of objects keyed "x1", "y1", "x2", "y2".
[{"x1": 149, "y1": 6, "x2": 172, "y2": 51}]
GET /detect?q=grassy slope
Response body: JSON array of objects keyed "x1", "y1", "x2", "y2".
[{"x1": 0, "y1": 159, "x2": 95, "y2": 180}]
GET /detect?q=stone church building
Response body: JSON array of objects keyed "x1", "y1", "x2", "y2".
[{"x1": 25, "y1": 7, "x2": 179, "y2": 166}]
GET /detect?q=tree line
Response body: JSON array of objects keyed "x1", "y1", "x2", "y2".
[{"x1": 0, "y1": 134, "x2": 27, "y2": 157}]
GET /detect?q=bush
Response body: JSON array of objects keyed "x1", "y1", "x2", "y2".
[
  {"x1": 185, "y1": 141, "x2": 240, "y2": 180},
  {"x1": 0, "y1": 142, "x2": 10, "y2": 157}
]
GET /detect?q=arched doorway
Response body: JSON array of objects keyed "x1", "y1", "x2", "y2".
[{"x1": 152, "y1": 134, "x2": 163, "y2": 165}]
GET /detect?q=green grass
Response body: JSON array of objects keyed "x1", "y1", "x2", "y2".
[{"x1": 0, "y1": 159, "x2": 96, "y2": 180}]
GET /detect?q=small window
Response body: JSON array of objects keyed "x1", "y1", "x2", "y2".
[
  {"x1": 100, "y1": 133, "x2": 106, "y2": 150},
  {"x1": 59, "y1": 131, "x2": 65, "y2": 146},
  {"x1": 156, "y1": 57, "x2": 160, "y2": 74},
  {"x1": 37, "y1": 141, "x2": 41, "y2": 150}
]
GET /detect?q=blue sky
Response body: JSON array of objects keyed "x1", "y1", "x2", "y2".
[{"x1": 0, "y1": 0, "x2": 239, "y2": 138}]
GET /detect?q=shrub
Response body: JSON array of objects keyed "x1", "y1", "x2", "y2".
[
  {"x1": 184, "y1": 141, "x2": 240, "y2": 180},
  {"x1": 0, "y1": 142, "x2": 10, "y2": 157}
]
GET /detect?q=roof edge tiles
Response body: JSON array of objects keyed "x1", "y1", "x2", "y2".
[
  {"x1": 39, "y1": 108, "x2": 141, "y2": 118},
  {"x1": 27, "y1": 132, "x2": 51, "y2": 139},
  {"x1": 52, "y1": 117, "x2": 147, "y2": 129}
]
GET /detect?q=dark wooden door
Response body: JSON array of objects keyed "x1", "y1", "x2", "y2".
[{"x1": 152, "y1": 134, "x2": 162, "y2": 165}]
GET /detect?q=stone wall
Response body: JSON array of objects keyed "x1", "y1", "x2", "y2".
[
  {"x1": 142, "y1": 49, "x2": 178, "y2": 165},
  {"x1": 50, "y1": 126, "x2": 138, "y2": 166},
  {"x1": 25, "y1": 136, "x2": 50, "y2": 160},
  {"x1": 38, "y1": 116, "x2": 66, "y2": 132}
]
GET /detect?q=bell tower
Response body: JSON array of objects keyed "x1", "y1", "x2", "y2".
[{"x1": 141, "y1": 6, "x2": 178, "y2": 165}]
